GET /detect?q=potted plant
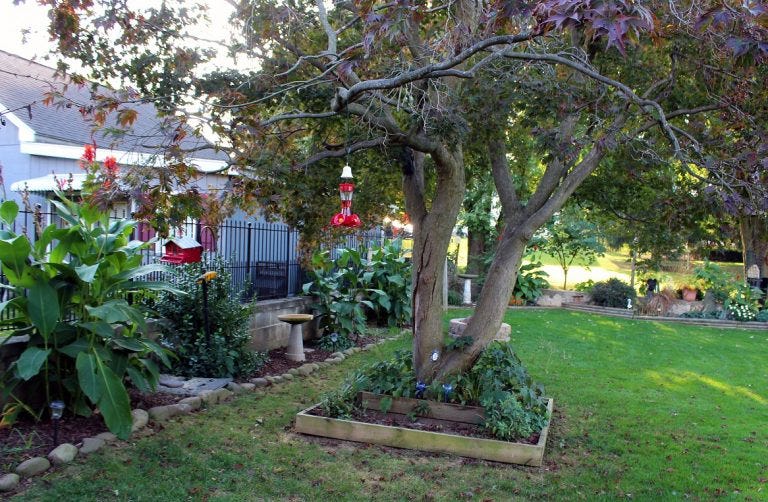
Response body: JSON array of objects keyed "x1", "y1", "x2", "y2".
[{"x1": 679, "y1": 284, "x2": 698, "y2": 302}]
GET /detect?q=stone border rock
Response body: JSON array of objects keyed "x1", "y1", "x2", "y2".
[{"x1": 0, "y1": 332, "x2": 405, "y2": 493}]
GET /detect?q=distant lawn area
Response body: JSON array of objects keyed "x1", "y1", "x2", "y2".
[
  {"x1": 14, "y1": 309, "x2": 768, "y2": 500},
  {"x1": 529, "y1": 250, "x2": 744, "y2": 291}
]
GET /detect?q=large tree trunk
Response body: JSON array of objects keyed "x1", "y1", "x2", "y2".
[
  {"x1": 466, "y1": 229, "x2": 487, "y2": 275},
  {"x1": 428, "y1": 118, "x2": 622, "y2": 381},
  {"x1": 739, "y1": 215, "x2": 768, "y2": 279},
  {"x1": 403, "y1": 147, "x2": 466, "y2": 382}
]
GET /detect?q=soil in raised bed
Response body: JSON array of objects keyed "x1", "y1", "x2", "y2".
[{"x1": 307, "y1": 406, "x2": 541, "y2": 445}]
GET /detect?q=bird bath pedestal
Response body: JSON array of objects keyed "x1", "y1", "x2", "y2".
[
  {"x1": 457, "y1": 274, "x2": 479, "y2": 306},
  {"x1": 278, "y1": 314, "x2": 314, "y2": 362}
]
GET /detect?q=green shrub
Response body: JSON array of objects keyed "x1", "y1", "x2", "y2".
[
  {"x1": 448, "y1": 289, "x2": 463, "y2": 306},
  {"x1": 590, "y1": 278, "x2": 636, "y2": 308},
  {"x1": 724, "y1": 283, "x2": 763, "y2": 322},
  {"x1": 512, "y1": 262, "x2": 550, "y2": 303},
  {"x1": 152, "y1": 258, "x2": 266, "y2": 378},
  {"x1": 482, "y1": 391, "x2": 549, "y2": 440},
  {"x1": 364, "y1": 240, "x2": 412, "y2": 327},
  {"x1": 679, "y1": 310, "x2": 722, "y2": 319},
  {"x1": 302, "y1": 249, "x2": 371, "y2": 338},
  {"x1": 694, "y1": 261, "x2": 734, "y2": 303},
  {"x1": 303, "y1": 242, "x2": 412, "y2": 336},
  {"x1": 0, "y1": 196, "x2": 175, "y2": 439},
  {"x1": 316, "y1": 332, "x2": 354, "y2": 352},
  {"x1": 756, "y1": 309, "x2": 768, "y2": 322},
  {"x1": 574, "y1": 279, "x2": 596, "y2": 292}
]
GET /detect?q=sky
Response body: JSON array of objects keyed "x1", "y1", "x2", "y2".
[
  {"x1": 0, "y1": 1, "x2": 246, "y2": 73},
  {"x1": 1, "y1": 2, "x2": 57, "y2": 61}
]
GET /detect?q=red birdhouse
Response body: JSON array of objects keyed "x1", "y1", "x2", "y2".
[{"x1": 161, "y1": 236, "x2": 203, "y2": 264}]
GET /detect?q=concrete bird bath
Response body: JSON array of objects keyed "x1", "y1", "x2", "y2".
[{"x1": 278, "y1": 314, "x2": 314, "y2": 362}]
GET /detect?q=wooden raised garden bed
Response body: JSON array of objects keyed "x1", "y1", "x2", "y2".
[{"x1": 295, "y1": 391, "x2": 553, "y2": 466}]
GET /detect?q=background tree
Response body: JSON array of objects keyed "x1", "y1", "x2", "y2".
[
  {"x1": 532, "y1": 205, "x2": 605, "y2": 289},
  {"x1": 34, "y1": 1, "x2": 768, "y2": 383},
  {"x1": 575, "y1": 147, "x2": 716, "y2": 285}
]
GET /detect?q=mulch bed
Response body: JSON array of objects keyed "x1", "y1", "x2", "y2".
[
  {"x1": 1, "y1": 389, "x2": 178, "y2": 469},
  {"x1": 1, "y1": 333, "x2": 382, "y2": 469},
  {"x1": 245, "y1": 333, "x2": 379, "y2": 380}
]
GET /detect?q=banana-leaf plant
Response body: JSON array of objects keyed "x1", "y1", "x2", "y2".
[
  {"x1": 302, "y1": 249, "x2": 373, "y2": 338},
  {"x1": 0, "y1": 194, "x2": 182, "y2": 439}
]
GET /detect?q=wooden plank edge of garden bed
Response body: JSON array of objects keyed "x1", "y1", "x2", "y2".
[
  {"x1": 295, "y1": 398, "x2": 553, "y2": 466},
  {"x1": 359, "y1": 391, "x2": 485, "y2": 424}
]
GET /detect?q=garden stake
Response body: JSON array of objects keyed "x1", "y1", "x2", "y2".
[
  {"x1": 50, "y1": 400, "x2": 65, "y2": 446},
  {"x1": 197, "y1": 271, "x2": 217, "y2": 346}
]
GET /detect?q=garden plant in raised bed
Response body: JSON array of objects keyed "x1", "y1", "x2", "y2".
[
  {"x1": 311, "y1": 342, "x2": 550, "y2": 446},
  {"x1": 149, "y1": 257, "x2": 267, "y2": 379},
  {"x1": 0, "y1": 195, "x2": 178, "y2": 439}
]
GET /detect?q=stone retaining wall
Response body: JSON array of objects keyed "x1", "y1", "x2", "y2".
[
  {"x1": 248, "y1": 297, "x2": 318, "y2": 351},
  {"x1": 536, "y1": 289, "x2": 591, "y2": 307}
]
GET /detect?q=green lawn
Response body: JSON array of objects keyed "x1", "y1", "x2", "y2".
[
  {"x1": 14, "y1": 309, "x2": 768, "y2": 500},
  {"x1": 530, "y1": 250, "x2": 744, "y2": 291}
]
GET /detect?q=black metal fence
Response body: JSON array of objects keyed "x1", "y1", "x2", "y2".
[{"x1": 0, "y1": 206, "x2": 384, "y2": 323}]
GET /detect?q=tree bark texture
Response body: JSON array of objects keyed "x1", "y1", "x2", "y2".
[
  {"x1": 404, "y1": 147, "x2": 466, "y2": 383},
  {"x1": 739, "y1": 215, "x2": 768, "y2": 278}
]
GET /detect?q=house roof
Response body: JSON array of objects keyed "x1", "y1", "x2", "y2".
[
  {"x1": 0, "y1": 50, "x2": 228, "y2": 169},
  {"x1": 166, "y1": 236, "x2": 202, "y2": 249},
  {"x1": 9, "y1": 173, "x2": 88, "y2": 192}
]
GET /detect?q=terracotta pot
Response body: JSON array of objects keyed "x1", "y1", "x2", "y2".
[{"x1": 682, "y1": 288, "x2": 697, "y2": 301}]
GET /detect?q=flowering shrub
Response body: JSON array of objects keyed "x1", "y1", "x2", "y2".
[
  {"x1": 724, "y1": 283, "x2": 762, "y2": 322},
  {"x1": 79, "y1": 144, "x2": 122, "y2": 208},
  {"x1": 727, "y1": 303, "x2": 757, "y2": 322}
]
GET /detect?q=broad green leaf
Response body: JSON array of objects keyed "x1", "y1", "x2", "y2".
[
  {"x1": 110, "y1": 353, "x2": 128, "y2": 379},
  {"x1": 15, "y1": 346, "x2": 50, "y2": 380},
  {"x1": 141, "y1": 338, "x2": 171, "y2": 367},
  {"x1": 76, "y1": 352, "x2": 102, "y2": 403},
  {"x1": 377, "y1": 295, "x2": 391, "y2": 310},
  {"x1": 49, "y1": 199, "x2": 79, "y2": 226},
  {"x1": 0, "y1": 297, "x2": 21, "y2": 316},
  {"x1": 0, "y1": 200, "x2": 19, "y2": 226},
  {"x1": 0, "y1": 235, "x2": 32, "y2": 281},
  {"x1": 95, "y1": 362, "x2": 132, "y2": 439},
  {"x1": 28, "y1": 282, "x2": 60, "y2": 340},
  {"x1": 110, "y1": 263, "x2": 170, "y2": 282},
  {"x1": 75, "y1": 264, "x2": 100, "y2": 283},
  {"x1": 59, "y1": 338, "x2": 90, "y2": 358},
  {"x1": 125, "y1": 365, "x2": 152, "y2": 393},
  {"x1": 107, "y1": 280, "x2": 185, "y2": 297},
  {"x1": 85, "y1": 300, "x2": 134, "y2": 324},
  {"x1": 111, "y1": 336, "x2": 144, "y2": 352},
  {"x1": 78, "y1": 321, "x2": 116, "y2": 339}
]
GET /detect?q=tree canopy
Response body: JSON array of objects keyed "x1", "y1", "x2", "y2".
[{"x1": 29, "y1": 0, "x2": 768, "y2": 380}]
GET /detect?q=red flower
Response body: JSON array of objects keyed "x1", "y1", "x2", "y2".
[
  {"x1": 83, "y1": 144, "x2": 96, "y2": 163},
  {"x1": 103, "y1": 156, "x2": 119, "y2": 175}
]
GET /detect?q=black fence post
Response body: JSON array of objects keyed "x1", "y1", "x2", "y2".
[
  {"x1": 284, "y1": 225, "x2": 291, "y2": 297},
  {"x1": 246, "y1": 222, "x2": 252, "y2": 278}
]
